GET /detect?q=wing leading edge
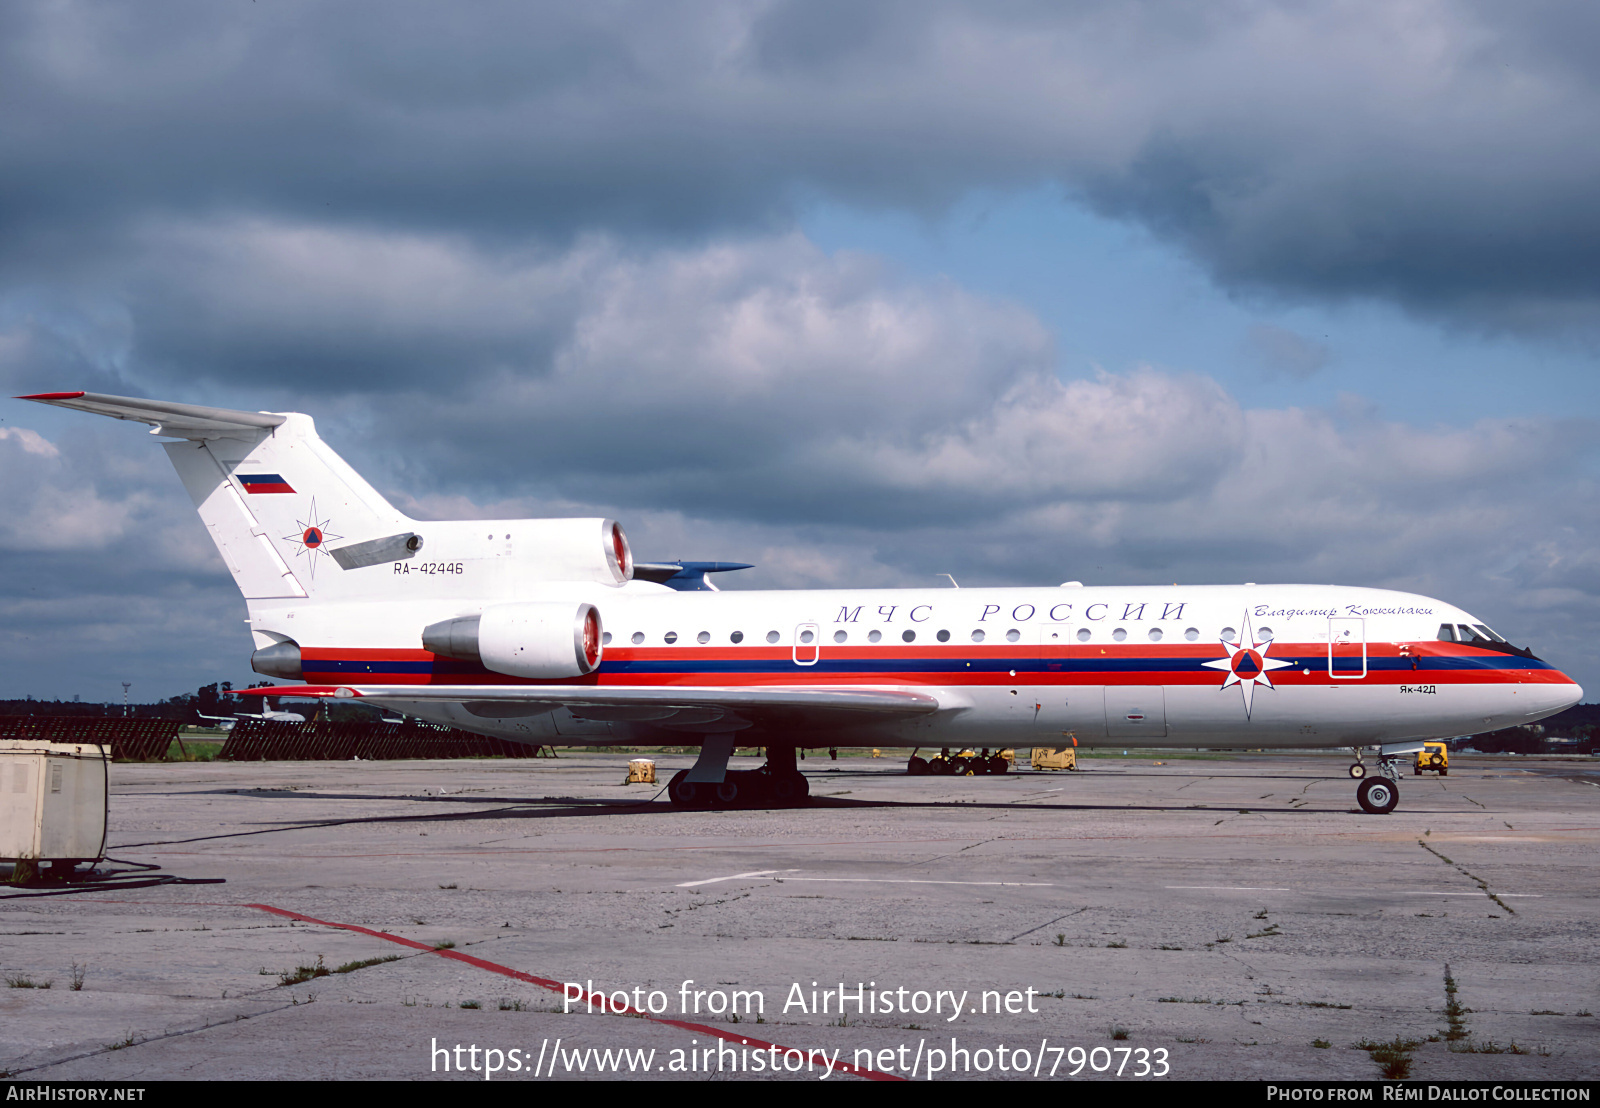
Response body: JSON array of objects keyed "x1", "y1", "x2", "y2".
[{"x1": 243, "y1": 684, "x2": 942, "y2": 714}]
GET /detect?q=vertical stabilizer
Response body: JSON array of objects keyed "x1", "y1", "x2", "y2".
[
  {"x1": 17, "y1": 393, "x2": 411, "y2": 602},
  {"x1": 164, "y1": 436, "x2": 307, "y2": 598},
  {"x1": 164, "y1": 413, "x2": 410, "y2": 600}
]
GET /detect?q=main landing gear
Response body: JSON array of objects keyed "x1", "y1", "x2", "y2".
[{"x1": 667, "y1": 744, "x2": 809, "y2": 810}]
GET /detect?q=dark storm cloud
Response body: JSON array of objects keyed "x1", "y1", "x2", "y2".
[
  {"x1": 7, "y1": 0, "x2": 1600, "y2": 700},
  {"x1": 4, "y1": 1, "x2": 1600, "y2": 328},
  {"x1": 8, "y1": 293, "x2": 1600, "y2": 698}
]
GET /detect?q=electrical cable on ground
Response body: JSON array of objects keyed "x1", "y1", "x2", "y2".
[{"x1": 0, "y1": 856, "x2": 225, "y2": 899}]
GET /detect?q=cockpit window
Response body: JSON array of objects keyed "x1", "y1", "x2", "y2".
[{"x1": 1448, "y1": 620, "x2": 1538, "y2": 660}]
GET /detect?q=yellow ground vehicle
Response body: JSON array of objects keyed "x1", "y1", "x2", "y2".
[
  {"x1": 1414, "y1": 741, "x2": 1449, "y2": 776},
  {"x1": 909, "y1": 748, "x2": 1014, "y2": 775}
]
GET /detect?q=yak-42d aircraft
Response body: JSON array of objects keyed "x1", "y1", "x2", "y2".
[{"x1": 22, "y1": 391, "x2": 1583, "y2": 815}]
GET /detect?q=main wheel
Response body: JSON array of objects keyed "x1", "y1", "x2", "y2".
[
  {"x1": 907, "y1": 756, "x2": 929, "y2": 776},
  {"x1": 1349, "y1": 763, "x2": 1366, "y2": 779},
  {"x1": 1357, "y1": 776, "x2": 1399, "y2": 815},
  {"x1": 987, "y1": 755, "x2": 1008, "y2": 775},
  {"x1": 714, "y1": 780, "x2": 740, "y2": 806},
  {"x1": 668, "y1": 769, "x2": 703, "y2": 808},
  {"x1": 929, "y1": 756, "x2": 951, "y2": 775}
]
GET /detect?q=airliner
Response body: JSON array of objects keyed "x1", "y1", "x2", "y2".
[
  {"x1": 196, "y1": 709, "x2": 308, "y2": 731},
  {"x1": 21, "y1": 391, "x2": 1581, "y2": 815}
]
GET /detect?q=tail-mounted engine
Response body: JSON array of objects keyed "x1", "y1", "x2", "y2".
[
  {"x1": 423, "y1": 602, "x2": 602, "y2": 679},
  {"x1": 517, "y1": 518, "x2": 632, "y2": 586}
]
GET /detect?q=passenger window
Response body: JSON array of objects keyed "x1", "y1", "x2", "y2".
[
  {"x1": 1076, "y1": 628, "x2": 1091, "y2": 642},
  {"x1": 631, "y1": 632, "x2": 645, "y2": 645},
  {"x1": 868, "y1": 630, "x2": 883, "y2": 643},
  {"x1": 766, "y1": 630, "x2": 780, "y2": 643},
  {"x1": 1112, "y1": 628, "x2": 1127, "y2": 642},
  {"x1": 1220, "y1": 627, "x2": 1236, "y2": 642},
  {"x1": 970, "y1": 629, "x2": 985, "y2": 643},
  {"x1": 1005, "y1": 629, "x2": 1021, "y2": 643},
  {"x1": 901, "y1": 630, "x2": 916, "y2": 643},
  {"x1": 1184, "y1": 627, "x2": 1199, "y2": 641},
  {"x1": 664, "y1": 632, "x2": 678, "y2": 644},
  {"x1": 833, "y1": 630, "x2": 848, "y2": 643},
  {"x1": 1147, "y1": 628, "x2": 1163, "y2": 642},
  {"x1": 696, "y1": 631, "x2": 710, "y2": 644},
  {"x1": 730, "y1": 631, "x2": 744, "y2": 644},
  {"x1": 1258, "y1": 626, "x2": 1273, "y2": 641},
  {"x1": 602, "y1": 632, "x2": 612, "y2": 645},
  {"x1": 799, "y1": 629, "x2": 814, "y2": 644},
  {"x1": 936, "y1": 629, "x2": 950, "y2": 642}
]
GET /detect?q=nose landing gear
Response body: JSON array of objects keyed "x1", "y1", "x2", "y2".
[{"x1": 1354, "y1": 751, "x2": 1403, "y2": 813}]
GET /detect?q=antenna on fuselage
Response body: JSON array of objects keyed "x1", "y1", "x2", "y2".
[{"x1": 937, "y1": 574, "x2": 959, "y2": 588}]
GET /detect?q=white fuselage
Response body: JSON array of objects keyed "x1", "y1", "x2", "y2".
[{"x1": 267, "y1": 582, "x2": 1580, "y2": 750}]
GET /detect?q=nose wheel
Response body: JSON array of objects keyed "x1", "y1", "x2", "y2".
[
  {"x1": 1348, "y1": 762, "x2": 1366, "y2": 779},
  {"x1": 1357, "y1": 776, "x2": 1399, "y2": 814}
]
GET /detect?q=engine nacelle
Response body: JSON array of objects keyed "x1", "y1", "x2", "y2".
[
  {"x1": 512, "y1": 518, "x2": 633, "y2": 586},
  {"x1": 423, "y1": 602, "x2": 602, "y2": 679}
]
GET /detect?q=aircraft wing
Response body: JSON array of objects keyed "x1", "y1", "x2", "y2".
[
  {"x1": 17, "y1": 391, "x2": 285, "y2": 440},
  {"x1": 243, "y1": 684, "x2": 944, "y2": 728}
]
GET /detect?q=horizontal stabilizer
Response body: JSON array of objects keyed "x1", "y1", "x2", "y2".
[
  {"x1": 18, "y1": 391, "x2": 286, "y2": 440},
  {"x1": 633, "y1": 560, "x2": 755, "y2": 592}
]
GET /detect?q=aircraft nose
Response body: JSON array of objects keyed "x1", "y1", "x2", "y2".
[{"x1": 1526, "y1": 677, "x2": 1582, "y2": 720}]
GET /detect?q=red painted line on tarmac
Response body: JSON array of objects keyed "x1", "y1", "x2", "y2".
[
  {"x1": 40, "y1": 898, "x2": 243, "y2": 907},
  {"x1": 244, "y1": 902, "x2": 901, "y2": 1081}
]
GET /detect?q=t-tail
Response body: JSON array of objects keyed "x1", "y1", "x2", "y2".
[{"x1": 17, "y1": 392, "x2": 635, "y2": 675}]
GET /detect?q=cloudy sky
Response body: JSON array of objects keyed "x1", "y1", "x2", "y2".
[{"x1": 2, "y1": 1, "x2": 1597, "y2": 702}]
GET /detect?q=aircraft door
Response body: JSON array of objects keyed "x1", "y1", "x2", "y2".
[
  {"x1": 1328, "y1": 617, "x2": 1367, "y2": 679},
  {"x1": 793, "y1": 622, "x2": 820, "y2": 666},
  {"x1": 1104, "y1": 686, "x2": 1168, "y2": 739}
]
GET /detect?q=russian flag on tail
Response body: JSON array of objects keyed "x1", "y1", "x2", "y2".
[{"x1": 238, "y1": 473, "x2": 296, "y2": 494}]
